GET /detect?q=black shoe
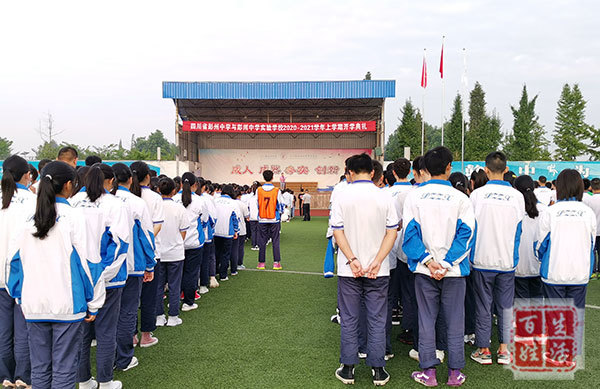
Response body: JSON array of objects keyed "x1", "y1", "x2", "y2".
[
  {"x1": 397, "y1": 330, "x2": 414, "y2": 345},
  {"x1": 335, "y1": 364, "x2": 355, "y2": 385},
  {"x1": 372, "y1": 367, "x2": 390, "y2": 386}
]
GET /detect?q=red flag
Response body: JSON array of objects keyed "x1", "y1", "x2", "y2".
[
  {"x1": 439, "y1": 42, "x2": 444, "y2": 78},
  {"x1": 421, "y1": 55, "x2": 427, "y2": 88}
]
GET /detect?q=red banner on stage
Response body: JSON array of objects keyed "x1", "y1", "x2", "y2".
[{"x1": 182, "y1": 121, "x2": 376, "y2": 133}]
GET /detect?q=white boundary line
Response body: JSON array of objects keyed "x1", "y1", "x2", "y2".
[
  {"x1": 585, "y1": 304, "x2": 600, "y2": 310},
  {"x1": 240, "y1": 268, "x2": 326, "y2": 276}
]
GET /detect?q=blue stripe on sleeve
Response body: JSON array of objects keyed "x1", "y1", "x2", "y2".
[
  {"x1": 196, "y1": 216, "x2": 206, "y2": 247},
  {"x1": 133, "y1": 220, "x2": 156, "y2": 272},
  {"x1": 70, "y1": 247, "x2": 94, "y2": 315},
  {"x1": 537, "y1": 232, "x2": 551, "y2": 279},
  {"x1": 7, "y1": 250, "x2": 23, "y2": 300},
  {"x1": 443, "y1": 218, "x2": 474, "y2": 266},
  {"x1": 513, "y1": 221, "x2": 522, "y2": 268},
  {"x1": 402, "y1": 218, "x2": 429, "y2": 272}
]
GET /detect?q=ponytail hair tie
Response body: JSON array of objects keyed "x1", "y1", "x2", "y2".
[
  {"x1": 184, "y1": 178, "x2": 189, "y2": 182},
  {"x1": 45, "y1": 174, "x2": 53, "y2": 180},
  {"x1": 526, "y1": 187, "x2": 532, "y2": 191}
]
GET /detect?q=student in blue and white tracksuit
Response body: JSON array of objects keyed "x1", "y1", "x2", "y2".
[
  {"x1": 248, "y1": 184, "x2": 259, "y2": 250},
  {"x1": 234, "y1": 191, "x2": 249, "y2": 269},
  {"x1": 112, "y1": 163, "x2": 157, "y2": 363},
  {"x1": 536, "y1": 169, "x2": 596, "y2": 356},
  {"x1": 7, "y1": 161, "x2": 105, "y2": 389},
  {"x1": 71, "y1": 164, "x2": 131, "y2": 389},
  {"x1": 514, "y1": 175, "x2": 546, "y2": 300},
  {"x1": 129, "y1": 161, "x2": 163, "y2": 357},
  {"x1": 200, "y1": 183, "x2": 218, "y2": 289},
  {"x1": 0, "y1": 155, "x2": 35, "y2": 389},
  {"x1": 214, "y1": 185, "x2": 240, "y2": 280},
  {"x1": 155, "y1": 177, "x2": 189, "y2": 327},
  {"x1": 403, "y1": 147, "x2": 475, "y2": 387},
  {"x1": 469, "y1": 152, "x2": 525, "y2": 366},
  {"x1": 173, "y1": 172, "x2": 208, "y2": 310}
]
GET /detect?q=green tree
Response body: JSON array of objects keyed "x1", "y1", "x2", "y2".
[
  {"x1": 33, "y1": 141, "x2": 61, "y2": 160},
  {"x1": 445, "y1": 94, "x2": 464, "y2": 160},
  {"x1": 465, "y1": 82, "x2": 502, "y2": 160},
  {"x1": 0, "y1": 137, "x2": 13, "y2": 159},
  {"x1": 132, "y1": 130, "x2": 177, "y2": 160},
  {"x1": 385, "y1": 100, "x2": 422, "y2": 160},
  {"x1": 553, "y1": 84, "x2": 590, "y2": 160},
  {"x1": 425, "y1": 123, "x2": 442, "y2": 150}
]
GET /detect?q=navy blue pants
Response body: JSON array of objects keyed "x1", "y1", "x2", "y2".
[
  {"x1": 115, "y1": 276, "x2": 142, "y2": 370},
  {"x1": 258, "y1": 223, "x2": 281, "y2": 263},
  {"x1": 472, "y1": 270, "x2": 514, "y2": 347},
  {"x1": 201, "y1": 242, "x2": 213, "y2": 285},
  {"x1": 543, "y1": 282, "x2": 587, "y2": 355},
  {"x1": 0, "y1": 289, "x2": 30, "y2": 385},
  {"x1": 398, "y1": 261, "x2": 419, "y2": 346},
  {"x1": 206, "y1": 241, "x2": 217, "y2": 277},
  {"x1": 385, "y1": 268, "x2": 401, "y2": 354},
  {"x1": 27, "y1": 321, "x2": 82, "y2": 389},
  {"x1": 595, "y1": 236, "x2": 600, "y2": 273},
  {"x1": 182, "y1": 247, "x2": 203, "y2": 305},
  {"x1": 415, "y1": 274, "x2": 465, "y2": 370},
  {"x1": 338, "y1": 276, "x2": 388, "y2": 368},
  {"x1": 138, "y1": 266, "x2": 158, "y2": 333},
  {"x1": 215, "y1": 236, "x2": 234, "y2": 279},
  {"x1": 249, "y1": 221, "x2": 258, "y2": 247},
  {"x1": 515, "y1": 276, "x2": 543, "y2": 300},
  {"x1": 237, "y1": 235, "x2": 246, "y2": 266},
  {"x1": 230, "y1": 237, "x2": 240, "y2": 272},
  {"x1": 78, "y1": 287, "x2": 122, "y2": 383},
  {"x1": 156, "y1": 260, "x2": 184, "y2": 317},
  {"x1": 464, "y1": 273, "x2": 476, "y2": 335}
]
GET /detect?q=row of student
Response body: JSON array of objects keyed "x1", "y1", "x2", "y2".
[{"x1": 328, "y1": 149, "x2": 596, "y2": 387}]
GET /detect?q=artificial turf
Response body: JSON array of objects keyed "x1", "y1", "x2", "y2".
[{"x1": 106, "y1": 216, "x2": 600, "y2": 388}]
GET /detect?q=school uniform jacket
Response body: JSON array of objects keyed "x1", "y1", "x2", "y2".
[
  {"x1": 386, "y1": 182, "x2": 413, "y2": 269},
  {"x1": 141, "y1": 186, "x2": 164, "y2": 260},
  {"x1": 157, "y1": 199, "x2": 189, "y2": 262},
  {"x1": 235, "y1": 199, "x2": 249, "y2": 236},
  {"x1": 470, "y1": 180, "x2": 525, "y2": 272},
  {"x1": 7, "y1": 198, "x2": 106, "y2": 322},
  {"x1": 202, "y1": 193, "x2": 217, "y2": 243},
  {"x1": 535, "y1": 200, "x2": 597, "y2": 285},
  {"x1": 173, "y1": 192, "x2": 208, "y2": 250},
  {"x1": 71, "y1": 191, "x2": 131, "y2": 288},
  {"x1": 248, "y1": 193, "x2": 259, "y2": 222},
  {"x1": 115, "y1": 187, "x2": 156, "y2": 276},
  {"x1": 213, "y1": 195, "x2": 240, "y2": 239},
  {"x1": 515, "y1": 203, "x2": 547, "y2": 278},
  {"x1": 0, "y1": 184, "x2": 36, "y2": 291},
  {"x1": 403, "y1": 179, "x2": 476, "y2": 278}
]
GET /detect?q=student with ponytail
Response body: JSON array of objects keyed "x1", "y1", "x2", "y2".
[
  {"x1": 173, "y1": 172, "x2": 208, "y2": 311},
  {"x1": 112, "y1": 163, "x2": 157, "y2": 351},
  {"x1": 514, "y1": 175, "x2": 546, "y2": 300},
  {"x1": 7, "y1": 161, "x2": 105, "y2": 389},
  {"x1": 71, "y1": 164, "x2": 130, "y2": 389},
  {"x1": 213, "y1": 184, "x2": 240, "y2": 280},
  {"x1": 200, "y1": 182, "x2": 219, "y2": 289},
  {"x1": 0, "y1": 155, "x2": 34, "y2": 389}
]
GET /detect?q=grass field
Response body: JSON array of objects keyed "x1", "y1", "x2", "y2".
[{"x1": 108, "y1": 216, "x2": 600, "y2": 388}]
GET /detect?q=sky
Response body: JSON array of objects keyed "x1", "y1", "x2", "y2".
[{"x1": 1, "y1": 0, "x2": 599, "y2": 155}]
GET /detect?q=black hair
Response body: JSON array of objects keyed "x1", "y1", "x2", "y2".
[
  {"x1": 174, "y1": 176, "x2": 182, "y2": 190},
  {"x1": 583, "y1": 178, "x2": 591, "y2": 191},
  {"x1": 412, "y1": 156, "x2": 425, "y2": 172},
  {"x1": 591, "y1": 178, "x2": 600, "y2": 191},
  {"x1": 263, "y1": 170, "x2": 274, "y2": 182},
  {"x1": 347, "y1": 153, "x2": 373, "y2": 174},
  {"x1": 149, "y1": 177, "x2": 160, "y2": 193},
  {"x1": 57, "y1": 146, "x2": 78, "y2": 162},
  {"x1": 339, "y1": 175, "x2": 346, "y2": 182},
  {"x1": 29, "y1": 164, "x2": 38, "y2": 183},
  {"x1": 221, "y1": 184, "x2": 235, "y2": 198},
  {"x1": 545, "y1": 182, "x2": 552, "y2": 189},
  {"x1": 384, "y1": 169, "x2": 396, "y2": 186},
  {"x1": 504, "y1": 171, "x2": 517, "y2": 187},
  {"x1": 112, "y1": 163, "x2": 132, "y2": 184},
  {"x1": 130, "y1": 161, "x2": 150, "y2": 197},
  {"x1": 393, "y1": 158, "x2": 411, "y2": 179},
  {"x1": 2, "y1": 155, "x2": 30, "y2": 209},
  {"x1": 158, "y1": 177, "x2": 176, "y2": 196},
  {"x1": 372, "y1": 160, "x2": 384, "y2": 183},
  {"x1": 449, "y1": 172, "x2": 469, "y2": 195},
  {"x1": 424, "y1": 146, "x2": 453, "y2": 176},
  {"x1": 538, "y1": 175, "x2": 547, "y2": 184},
  {"x1": 181, "y1": 172, "x2": 197, "y2": 208},
  {"x1": 73, "y1": 166, "x2": 90, "y2": 195},
  {"x1": 556, "y1": 169, "x2": 584, "y2": 201},
  {"x1": 149, "y1": 170, "x2": 158, "y2": 178},
  {"x1": 85, "y1": 155, "x2": 102, "y2": 166},
  {"x1": 485, "y1": 151, "x2": 507, "y2": 174},
  {"x1": 470, "y1": 169, "x2": 488, "y2": 190},
  {"x1": 85, "y1": 163, "x2": 114, "y2": 202},
  {"x1": 38, "y1": 159, "x2": 52, "y2": 172},
  {"x1": 514, "y1": 175, "x2": 540, "y2": 218},
  {"x1": 33, "y1": 161, "x2": 76, "y2": 239}
]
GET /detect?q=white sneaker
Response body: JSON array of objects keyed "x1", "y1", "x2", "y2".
[
  {"x1": 407, "y1": 349, "x2": 444, "y2": 363},
  {"x1": 358, "y1": 352, "x2": 367, "y2": 359},
  {"x1": 199, "y1": 286, "x2": 209, "y2": 294},
  {"x1": 436, "y1": 350, "x2": 445, "y2": 363},
  {"x1": 181, "y1": 303, "x2": 198, "y2": 312},
  {"x1": 79, "y1": 378, "x2": 98, "y2": 389},
  {"x1": 155, "y1": 314, "x2": 167, "y2": 327},
  {"x1": 220, "y1": 277, "x2": 229, "y2": 281},
  {"x1": 409, "y1": 349, "x2": 419, "y2": 361},
  {"x1": 120, "y1": 356, "x2": 138, "y2": 372},
  {"x1": 91, "y1": 339, "x2": 97, "y2": 347},
  {"x1": 385, "y1": 353, "x2": 394, "y2": 361},
  {"x1": 99, "y1": 380, "x2": 122, "y2": 389},
  {"x1": 238, "y1": 264, "x2": 246, "y2": 270},
  {"x1": 166, "y1": 316, "x2": 183, "y2": 327},
  {"x1": 251, "y1": 246, "x2": 259, "y2": 251},
  {"x1": 464, "y1": 334, "x2": 475, "y2": 345}
]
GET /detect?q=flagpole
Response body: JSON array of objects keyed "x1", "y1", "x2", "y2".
[
  {"x1": 421, "y1": 48, "x2": 426, "y2": 155},
  {"x1": 441, "y1": 35, "x2": 445, "y2": 146},
  {"x1": 461, "y1": 48, "x2": 466, "y2": 172}
]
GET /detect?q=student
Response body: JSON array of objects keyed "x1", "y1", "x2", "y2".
[
  {"x1": 470, "y1": 169, "x2": 488, "y2": 191},
  {"x1": 257, "y1": 170, "x2": 284, "y2": 269},
  {"x1": 302, "y1": 189, "x2": 312, "y2": 221},
  {"x1": 411, "y1": 156, "x2": 431, "y2": 184},
  {"x1": 125, "y1": 162, "x2": 163, "y2": 366},
  {"x1": 514, "y1": 175, "x2": 546, "y2": 299},
  {"x1": 324, "y1": 170, "x2": 351, "y2": 278},
  {"x1": 27, "y1": 164, "x2": 38, "y2": 194},
  {"x1": 0, "y1": 156, "x2": 35, "y2": 389},
  {"x1": 449, "y1": 172, "x2": 470, "y2": 196},
  {"x1": 200, "y1": 182, "x2": 219, "y2": 289},
  {"x1": 112, "y1": 163, "x2": 157, "y2": 350},
  {"x1": 536, "y1": 169, "x2": 596, "y2": 359},
  {"x1": 583, "y1": 178, "x2": 600, "y2": 279},
  {"x1": 534, "y1": 175, "x2": 553, "y2": 206},
  {"x1": 71, "y1": 164, "x2": 130, "y2": 389},
  {"x1": 7, "y1": 161, "x2": 104, "y2": 389},
  {"x1": 214, "y1": 185, "x2": 240, "y2": 280},
  {"x1": 470, "y1": 151, "x2": 525, "y2": 366},
  {"x1": 56, "y1": 146, "x2": 79, "y2": 168},
  {"x1": 248, "y1": 182, "x2": 260, "y2": 250},
  {"x1": 155, "y1": 177, "x2": 189, "y2": 327},
  {"x1": 173, "y1": 173, "x2": 207, "y2": 311},
  {"x1": 402, "y1": 147, "x2": 474, "y2": 387},
  {"x1": 330, "y1": 153, "x2": 398, "y2": 386},
  {"x1": 85, "y1": 155, "x2": 102, "y2": 166},
  {"x1": 234, "y1": 190, "x2": 249, "y2": 269}
]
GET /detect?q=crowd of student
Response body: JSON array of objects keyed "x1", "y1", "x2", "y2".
[
  {"x1": 0, "y1": 147, "x2": 288, "y2": 389},
  {"x1": 328, "y1": 148, "x2": 597, "y2": 386}
]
